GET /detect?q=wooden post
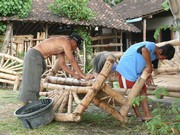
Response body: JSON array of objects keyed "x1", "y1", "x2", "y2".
[{"x1": 2, "y1": 23, "x2": 13, "y2": 54}]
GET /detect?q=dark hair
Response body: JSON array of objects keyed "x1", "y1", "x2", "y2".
[
  {"x1": 160, "y1": 44, "x2": 175, "y2": 60},
  {"x1": 69, "y1": 33, "x2": 83, "y2": 50}
]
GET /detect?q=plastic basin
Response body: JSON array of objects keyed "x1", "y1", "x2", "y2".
[{"x1": 14, "y1": 98, "x2": 54, "y2": 129}]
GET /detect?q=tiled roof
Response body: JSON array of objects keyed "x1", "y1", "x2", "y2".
[
  {"x1": 113, "y1": 0, "x2": 165, "y2": 19},
  {"x1": 0, "y1": 0, "x2": 140, "y2": 32}
]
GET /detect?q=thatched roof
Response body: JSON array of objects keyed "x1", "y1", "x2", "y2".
[
  {"x1": 113, "y1": 0, "x2": 166, "y2": 19},
  {"x1": 0, "y1": 0, "x2": 140, "y2": 32}
]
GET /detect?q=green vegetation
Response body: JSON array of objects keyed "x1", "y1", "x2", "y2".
[
  {"x1": 146, "y1": 88, "x2": 180, "y2": 135},
  {"x1": 49, "y1": 0, "x2": 95, "y2": 22},
  {"x1": 0, "y1": 0, "x2": 32, "y2": 18},
  {"x1": 49, "y1": 0, "x2": 94, "y2": 73},
  {"x1": 154, "y1": 0, "x2": 178, "y2": 40}
]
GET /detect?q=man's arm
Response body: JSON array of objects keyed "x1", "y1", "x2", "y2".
[
  {"x1": 141, "y1": 47, "x2": 153, "y2": 74},
  {"x1": 141, "y1": 47, "x2": 154, "y2": 85},
  {"x1": 57, "y1": 53, "x2": 81, "y2": 79}
]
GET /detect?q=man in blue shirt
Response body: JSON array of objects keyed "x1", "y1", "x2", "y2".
[{"x1": 116, "y1": 41, "x2": 175, "y2": 121}]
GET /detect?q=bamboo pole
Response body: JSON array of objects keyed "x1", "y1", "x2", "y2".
[
  {"x1": 119, "y1": 70, "x2": 150, "y2": 118},
  {"x1": 155, "y1": 66, "x2": 180, "y2": 73},
  {"x1": 73, "y1": 55, "x2": 114, "y2": 115},
  {"x1": 46, "y1": 76, "x2": 94, "y2": 86},
  {"x1": 101, "y1": 84, "x2": 128, "y2": 105},
  {"x1": 92, "y1": 97, "x2": 126, "y2": 126},
  {"x1": 72, "y1": 92, "x2": 81, "y2": 104},
  {"x1": 53, "y1": 91, "x2": 66, "y2": 112},
  {"x1": 0, "y1": 53, "x2": 23, "y2": 63},
  {"x1": 54, "y1": 113, "x2": 81, "y2": 122},
  {"x1": 41, "y1": 83, "x2": 90, "y2": 93},
  {"x1": 52, "y1": 91, "x2": 63, "y2": 106},
  {"x1": 67, "y1": 92, "x2": 73, "y2": 113},
  {"x1": 58, "y1": 92, "x2": 69, "y2": 113},
  {"x1": 156, "y1": 39, "x2": 180, "y2": 46}
]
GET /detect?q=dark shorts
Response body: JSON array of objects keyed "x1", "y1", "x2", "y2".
[{"x1": 18, "y1": 48, "x2": 46, "y2": 103}]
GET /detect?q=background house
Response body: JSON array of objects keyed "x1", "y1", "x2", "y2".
[
  {"x1": 0, "y1": 0, "x2": 139, "y2": 56},
  {"x1": 113, "y1": 0, "x2": 176, "y2": 50}
]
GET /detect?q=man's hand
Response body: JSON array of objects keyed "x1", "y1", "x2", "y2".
[
  {"x1": 82, "y1": 74, "x2": 94, "y2": 80},
  {"x1": 145, "y1": 75, "x2": 154, "y2": 86}
]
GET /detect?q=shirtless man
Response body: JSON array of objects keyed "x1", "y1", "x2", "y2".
[{"x1": 18, "y1": 33, "x2": 94, "y2": 105}]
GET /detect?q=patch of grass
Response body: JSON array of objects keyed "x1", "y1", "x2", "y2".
[{"x1": 2, "y1": 88, "x2": 177, "y2": 135}]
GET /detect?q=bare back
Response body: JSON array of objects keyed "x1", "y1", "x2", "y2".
[{"x1": 34, "y1": 36, "x2": 70, "y2": 59}]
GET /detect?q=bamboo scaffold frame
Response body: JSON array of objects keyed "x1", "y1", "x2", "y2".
[{"x1": 40, "y1": 55, "x2": 151, "y2": 126}]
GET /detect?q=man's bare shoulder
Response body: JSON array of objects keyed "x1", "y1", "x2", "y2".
[{"x1": 47, "y1": 35, "x2": 67, "y2": 40}]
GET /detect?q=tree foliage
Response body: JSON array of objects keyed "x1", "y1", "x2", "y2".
[
  {"x1": 49, "y1": 0, "x2": 95, "y2": 22},
  {"x1": 0, "y1": 0, "x2": 32, "y2": 18}
]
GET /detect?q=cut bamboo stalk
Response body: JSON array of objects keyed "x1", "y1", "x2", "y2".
[
  {"x1": 53, "y1": 91, "x2": 66, "y2": 111},
  {"x1": 119, "y1": 70, "x2": 150, "y2": 118},
  {"x1": 54, "y1": 113, "x2": 81, "y2": 122},
  {"x1": 0, "y1": 68, "x2": 21, "y2": 75},
  {"x1": 73, "y1": 55, "x2": 114, "y2": 115},
  {"x1": 156, "y1": 66, "x2": 180, "y2": 73},
  {"x1": 67, "y1": 92, "x2": 73, "y2": 113},
  {"x1": 156, "y1": 39, "x2": 180, "y2": 46},
  {"x1": 52, "y1": 91, "x2": 63, "y2": 107},
  {"x1": 101, "y1": 84, "x2": 128, "y2": 105},
  {"x1": 72, "y1": 92, "x2": 81, "y2": 104},
  {"x1": 13, "y1": 76, "x2": 21, "y2": 91},
  {"x1": 42, "y1": 82, "x2": 90, "y2": 93},
  {"x1": 92, "y1": 97, "x2": 126, "y2": 125},
  {"x1": 58, "y1": 92, "x2": 69, "y2": 113},
  {"x1": 39, "y1": 91, "x2": 53, "y2": 96},
  {"x1": 0, "y1": 53, "x2": 23, "y2": 63},
  {"x1": 0, "y1": 73, "x2": 18, "y2": 80},
  {"x1": 46, "y1": 76, "x2": 94, "y2": 86}
]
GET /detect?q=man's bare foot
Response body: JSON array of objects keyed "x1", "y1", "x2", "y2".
[{"x1": 141, "y1": 116, "x2": 153, "y2": 122}]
